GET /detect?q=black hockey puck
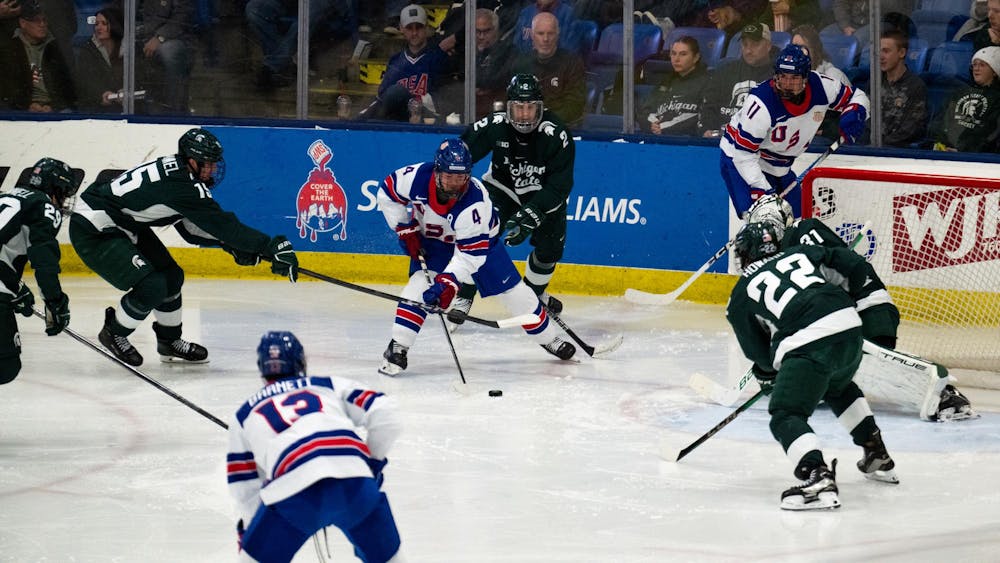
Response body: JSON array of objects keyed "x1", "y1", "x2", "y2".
[{"x1": 488, "y1": 389, "x2": 503, "y2": 397}]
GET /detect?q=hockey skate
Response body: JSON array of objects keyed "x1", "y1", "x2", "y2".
[
  {"x1": 857, "y1": 430, "x2": 899, "y2": 484},
  {"x1": 153, "y1": 322, "x2": 208, "y2": 363},
  {"x1": 780, "y1": 459, "x2": 840, "y2": 511},
  {"x1": 378, "y1": 340, "x2": 409, "y2": 376},
  {"x1": 541, "y1": 337, "x2": 575, "y2": 360},
  {"x1": 445, "y1": 296, "x2": 474, "y2": 333},
  {"x1": 98, "y1": 307, "x2": 144, "y2": 366},
  {"x1": 540, "y1": 292, "x2": 563, "y2": 315},
  {"x1": 932, "y1": 385, "x2": 978, "y2": 421}
]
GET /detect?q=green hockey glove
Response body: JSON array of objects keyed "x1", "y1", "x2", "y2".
[
  {"x1": 504, "y1": 204, "x2": 543, "y2": 246},
  {"x1": 11, "y1": 282, "x2": 35, "y2": 317}
]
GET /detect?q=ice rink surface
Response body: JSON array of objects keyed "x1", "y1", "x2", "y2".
[{"x1": 2, "y1": 277, "x2": 998, "y2": 563}]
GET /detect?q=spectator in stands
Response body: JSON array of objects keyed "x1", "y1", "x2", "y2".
[
  {"x1": 245, "y1": 0, "x2": 348, "y2": 90},
  {"x1": 931, "y1": 46, "x2": 1000, "y2": 152},
  {"x1": 0, "y1": 0, "x2": 75, "y2": 112},
  {"x1": 706, "y1": 0, "x2": 754, "y2": 51},
  {"x1": 138, "y1": 0, "x2": 194, "y2": 114},
  {"x1": 769, "y1": 0, "x2": 824, "y2": 33},
  {"x1": 513, "y1": 0, "x2": 575, "y2": 53},
  {"x1": 879, "y1": 29, "x2": 928, "y2": 147},
  {"x1": 702, "y1": 22, "x2": 779, "y2": 136},
  {"x1": 361, "y1": 4, "x2": 452, "y2": 123},
  {"x1": 74, "y1": 7, "x2": 124, "y2": 113},
  {"x1": 513, "y1": 11, "x2": 586, "y2": 127},
  {"x1": 972, "y1": 0, "x2": 1000, "y2": 50},
  {"x1": 954, "y1": 0, "x2": 989, "y2": 42},
  {"x1": 832, "y1": 0, "x2": 914, "y2": 37},
  {"x1": 637, "y1": 36, "x2": 711, "y2": 136},
  {"x1": 474, "y1": 8, "x2": 515, "y2": 119},
  {"x1": 792, "y1": 24, "x2": 850, "y2": 84}
]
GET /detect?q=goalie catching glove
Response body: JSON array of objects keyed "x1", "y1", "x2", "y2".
[
  {"x1": 44, "y1": 292, "x2": 70, "y2": 336},
  {"x1": 504, "y1": 204, "x2": 543, "y2": 246},
  {"x1": 10, "y1": 282, "x2": 35, "y2": 317},
  {"x1": 753, "y1": 364, "x2": 776, "y2": 395},
  {"x1": 395, "y1": 220, "x2": 421, "y2": 260},
  {"x1": 422, "y1": 272, "x2": 459, "y2": 309},
  {"x1": 266, "y1": 235, "x2": 299, "y2": 282}
]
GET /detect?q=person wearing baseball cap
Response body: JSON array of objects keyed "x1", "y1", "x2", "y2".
[
  {"x1": 932, "y1": 46, "x2": 1000, "y2": 152},
  {"x1": 0, "y1": 0, "x2": 76, "y2": 112}
]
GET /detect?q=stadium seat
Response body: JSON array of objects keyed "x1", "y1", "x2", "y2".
[
  {"x1": 663, "y1": 27, "x2": 727, "y2": 68},
  {"x1": 912, "y1": 9, "x2": 957, "y2": 47},
  {"x1": 591, "y1": 23, "x2": 663, "y2": 65},
  {"x1": 585, "y1": 80, "x2": 601, "y2": 113},
  {"x1": 582, "y1": 112, "x2": 625, "y2": 131},
  {"x1": 921, "y1": 71, "x2": 968, "y2": 130},
  {"x1": 926, "y1": 41, "x2": 975, "y2": 80},
  {"x1": 918, "y1": 0, "x2": 969, "y2": 13},
  {"x1": 568, "y1": 19, "x2": 600, "y2": 60},
  {"x1": 821, "y1": 34, "x2": 860, "y2": 68}
]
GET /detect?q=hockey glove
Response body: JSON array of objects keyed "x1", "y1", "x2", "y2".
[
  {"x1": 753, "y1": 364, "x2": 777, "y2": 395},
  {"x1": 422, "y1": 272, "x2": 459, "y2": 309},
  {"x1": 367, "y1": 457, "x2": 388, "y2": 489},
  {"x1": 11, "y1": 282, "x2": 35, "y2": 317},
  {"x1": 44, "y1": 292, "x2": 70, "y2": 336},
  {"x1": 395, "y1": 220, "x2": 422, "y2": 260},
  {"x1": 223, "y1": 245, "x2": 260, "y2": 267},
  {"x1": 838, "y1": 104, "x2": 867, "y2": 145},
  {"x1": 267, "y1": 236, "x2": 299, "y2": 283},
  {"x1": 504, "y1": 204, "x2": 543, "y2": 246}
]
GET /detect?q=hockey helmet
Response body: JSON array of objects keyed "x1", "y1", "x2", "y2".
[
  {"x1": 434, "y1": 138, "x2": 473, "y2": 200},
  {"x1": 26, "y1": 157, "x2": 80, "y2": 212},
  {"x1": 256, "y1": 331, "x2": 307, "y2": 380},
  {"x1": 774, "y1": 44, "x2": 811, "y2": 78},
  {"x1": 506, "y1": 74, "x2": 544, "y2": 134},
  {"x1": 746, "y1": 195, "x2": 794, "y2": 240},
  {"x1": 733, "y1": 222, "x2": 781, "y2": 270},
  {"x1": 178, "y1": 128, "x2": 226, "y2": 186}
]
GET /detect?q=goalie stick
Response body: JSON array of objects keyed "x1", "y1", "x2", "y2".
[
  {"x1": 625, "y1": 140, "x2": 842, "y2": 306},
  {"x1": 689, "y1": 220, "x2": 872, "y2": 406},
  {"x1": 297, "y1": 266, "x2": 539, "y2": 329}
]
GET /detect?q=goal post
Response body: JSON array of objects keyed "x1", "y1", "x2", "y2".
[{"x1": 802, "y1": 167, "x2": 1000, "y2": 377}]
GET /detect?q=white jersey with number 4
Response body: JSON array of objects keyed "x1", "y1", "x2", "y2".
[{"x1": 721, "y1": 71, "x2": 869, "y2": 190}]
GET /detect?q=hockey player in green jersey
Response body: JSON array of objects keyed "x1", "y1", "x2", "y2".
[
  {"x1": 726, "y1": 222, "x2": 898, "y2": 510},
  {"x1": 69, "y1": 128, "x2": 299, "y2": 367},
  {"x1": 0, "y1": 158, "x2": 80, "y2": 384},
  {"x1": 458, "y1": 73, "x2": 575, "y2": 319},
  {"x1": 746, "y1": 195, "x2": 975, "y2": 421}
]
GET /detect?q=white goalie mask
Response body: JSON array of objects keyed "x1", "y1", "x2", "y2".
[{"x1": 746, "y1": 195, "x2": 793, "y2": 240}]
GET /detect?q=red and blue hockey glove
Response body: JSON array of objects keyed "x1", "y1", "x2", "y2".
[
  {"x1": 422, "y1": 273, "x2": 459, "y2": 309},
  {"x1": 395, "y1": 220, "x2": 421, "y2": 260},
  {"x1": 753, "y1": 364, "x2": 777, "y2": 395},
  {"x1": 267, "y1": 235, "x2": 299, "y2": 283},
  {"x1": 44, "y1": 292, "x2": 70, "y2": 336},
  {"x1": 504, "y1": 204, "x2": 543, "y2": 246},
  {"x1": 11, "y1": 282, "x2": 35, "y2": 317},
  {"x1": 839, "y1": 104, "x2": 867, "y2": 145},
  {"x1": 367, "y1": 457, "x2": 388, "y2": 489}
]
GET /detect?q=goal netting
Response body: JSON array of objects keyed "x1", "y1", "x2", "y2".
[{"x1": 803, "y1": 167, "x2": 1000, "y2": 381}]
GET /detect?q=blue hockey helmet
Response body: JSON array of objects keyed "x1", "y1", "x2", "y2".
[
  {"x1": 256, "y1": 331, "x2": 306, "y2": 380},
  {"x1": 434, "y1": 138, "x2": 473, "y2": 174},
  {"x1": 774, "y1": 44, "x2": 811, "y2": 78},
  {"x1": 733, "y1": 222, "x2": 781, "y2": 270}
]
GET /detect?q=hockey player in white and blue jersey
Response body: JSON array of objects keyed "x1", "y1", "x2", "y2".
[
  {"x1": 226, "y1": 331, "x2": 405, "y2": 563},
  {"x1": 720, "y1": 44, "x2": 870, "y2": 218},
  {"x1": 376, "y1": 138, "x2": 575, "y2": 375}
]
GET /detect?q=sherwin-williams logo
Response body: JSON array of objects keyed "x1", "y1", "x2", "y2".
[
  {"x1": 892, "y1": 187, "x2": 1000, "y2": 272},
  {"x1": 296, "y1": 140, "x2": 348, "y2": 242}
]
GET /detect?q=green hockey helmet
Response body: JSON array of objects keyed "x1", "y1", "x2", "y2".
[
  {"x1": 734, "y1": 222, "x2": 781, "y2": 269},
  {"x1": 178, "y1": 128, "x2": 226, "y2": 186},
  {"x1": 506, "y1": 73, "x2": 544, "y2": 134},
  {"x1": 27, "y1": 157, "x2": 80, "y2": 212}
]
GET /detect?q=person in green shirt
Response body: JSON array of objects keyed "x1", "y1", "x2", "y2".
[
  {"x1": 0, "y1": 157, "x2": 79, "y2": 384},
  {"x1": 69, "y1": 128, "x2": 299, "y2": 367}
]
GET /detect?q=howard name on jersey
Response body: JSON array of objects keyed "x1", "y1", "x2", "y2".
[
  {"x1": 226, "y1": 375, "x2": 401, "y2": 523},
  {"x1": 376, "y1": 161, "x2": 500, "y2": 285},
  {"x1": 722, "y1": 72, "x2": 869, "y2": 178}
]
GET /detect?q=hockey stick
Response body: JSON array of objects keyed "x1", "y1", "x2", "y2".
[
  {"x1": 32, "y1": 309, "x2": 229, "y2": 430},
  {"x1": 689, "y1": 218, "x2": 871, "y2": 406},
  {"x1": 675, "y1": 388, "x2": 767, "y2": 462},
  {"x1": 417, "y1": 252, "x2": 469, "y2": 389},
  {"x1": 296, "y1": 266, "x2": 539, "y2": 329},
  {"x1": 545, "y1": 305, "x2": 623, "y2": 358},
  {"x1": 625, "y1": 140, "x2": 842, "y2": 306}
]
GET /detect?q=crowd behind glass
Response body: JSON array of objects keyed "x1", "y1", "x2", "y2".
[{"x1": 1, "y1": 0, "x2": 998, "y2": 153}]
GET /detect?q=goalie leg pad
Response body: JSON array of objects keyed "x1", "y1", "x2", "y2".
[{"x1": 854, "y1": 343, "x2": 949, "y2": 421}]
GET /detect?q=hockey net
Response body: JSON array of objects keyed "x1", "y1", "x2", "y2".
[{"x1": 803, "y1": 167, "x2": 1000, "y2": 383}]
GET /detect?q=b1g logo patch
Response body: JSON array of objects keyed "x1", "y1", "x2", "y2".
[{"x1": 295, "y1": 140, "x2": 348, "y2": 242}]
